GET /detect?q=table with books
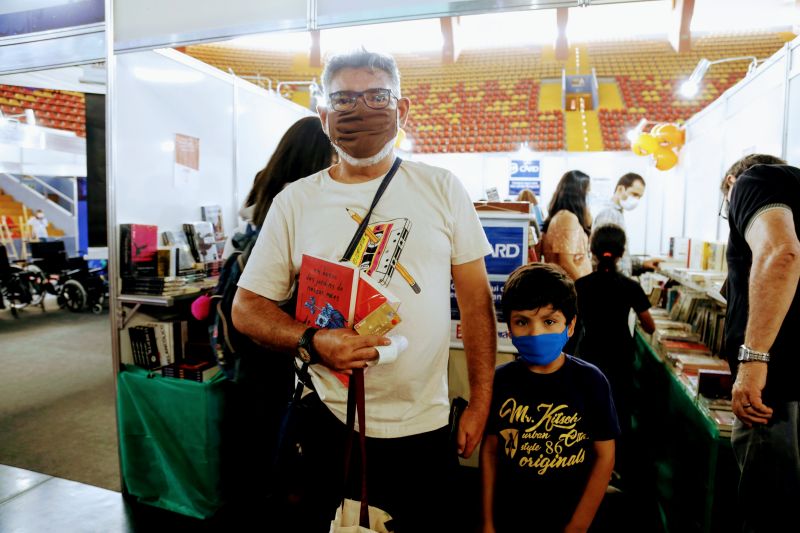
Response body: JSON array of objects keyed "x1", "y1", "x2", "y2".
[
  {"x1": 633, "y1": 329, "x2": 739, "y2": 533},
  {"x1": 116, "y1": 364, "x2": 228, "y2": 519}
]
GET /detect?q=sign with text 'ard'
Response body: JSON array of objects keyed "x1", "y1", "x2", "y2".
[
  {"x1": 483, "y1": 225, "x2": 526, "y2": 275},
  {"x1": 509, "y1": 159, "x2": 541, "y2": 196}
]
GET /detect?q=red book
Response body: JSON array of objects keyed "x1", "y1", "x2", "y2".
[
  {"x1": 353, "y1": 273, "x2": 401, "y2": 336},
  {"x1": 295, "y1": 254, "x2": 359, "y2": 329},
  {"x1": 120, "y1": 224, "x2": 158, "y2": 277}
]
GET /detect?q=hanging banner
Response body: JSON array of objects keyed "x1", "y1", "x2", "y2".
[{"x1": 509, "y1": 159, "x2": 541, "y2": 196}]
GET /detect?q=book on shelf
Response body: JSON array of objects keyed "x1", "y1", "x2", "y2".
[
  {"x1": 156, "y1": 247, "x2": 178, "y2": 278},
  {"x1": 162, "y1": 359, "x2": 220, "y2": 382},
  {"x1": 183, "y1": 221, "x2": 220, "y2": 264},
  {"x1": 128, "y1": 325, "x2": 161, "y2": 369},
  {"x1": 120, "y1": 224, "x2": 158, "y2": 277},
  {"x1": 121, "y1": 315, "x2": 187, "y2": 367},
  {"x1": 162, "y1": 230, "x2": 197, "y2": 272},
  {"x1": 709, "y1": 408, "x2": 735, "y2": 436},
  {"x1": 295, "y1": 254, "x2": 401, "y2": 336},
  {"x1": 201, "y1": 205, "x2": 225, "y2": 242},
  {"x1": 667, "y1": 352, "x2": 728, "y2": 374}
]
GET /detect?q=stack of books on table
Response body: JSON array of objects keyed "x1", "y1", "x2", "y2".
[
  {"x1": 161, "y1": 359, "x2": 220, "y2": 382},
  {"x1": 121, "y1": 275, "x2": 201, "y2": 297}
]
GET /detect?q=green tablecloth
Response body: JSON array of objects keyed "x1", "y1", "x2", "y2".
[
  {"x1": 633, "y1": 332, "x2": 737, "y2": 533},
  {"x1": 117, "y1": 364, "x2": 228, "y2": 519}
]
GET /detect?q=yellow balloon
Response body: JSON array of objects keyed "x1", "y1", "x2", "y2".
[
  {"x1": 394, "y1": 128, "x2": 407, "y2": 149},
  {"x1": 654, "y1": 147, "x2": 678, "y2": 171},
  {"x1": 635, "y1": 133, "x2": 660, "y2": 155},
  {"x1": 655, "y1": 124, "x2": 684, "y2": 148}
]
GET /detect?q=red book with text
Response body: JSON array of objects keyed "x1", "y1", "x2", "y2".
[{"x1": 295, "y1": 255, "x2": 359, "y2": 329}]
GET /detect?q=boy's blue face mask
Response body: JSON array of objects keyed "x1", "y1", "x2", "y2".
[{"x1": 511, "y1": 327, "x2": 569, "y2": 366}]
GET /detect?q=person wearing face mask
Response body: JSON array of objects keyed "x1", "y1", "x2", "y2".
[
  {"x1": 481, "y1": 263, "x2": 619, "y2": 533},
  {"x1": 26, "y1": 209, "x2": 49, "y2": 242},
  {"x1": 233, "y1": 49, "x2": 496, "y2": 531},
  {"x1": 592, "y1": 173, "x2": 661, "y2": 277}
]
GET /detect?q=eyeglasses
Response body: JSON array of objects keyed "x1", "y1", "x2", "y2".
[{"x1": 328, "y1": 88, "x2": 396, "y2": 112}]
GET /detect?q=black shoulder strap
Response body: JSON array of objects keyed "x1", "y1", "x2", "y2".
[{"x1": 340, "y1": 157, "x2": 403, "y2": 262}]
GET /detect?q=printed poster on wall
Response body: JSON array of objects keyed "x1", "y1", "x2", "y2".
[
  {"x1": 509, "y1": 159, "x2": 541, "y2": 197},
  {"x1": 174, "y1": 133, "x2": 199, "y2": 187}
]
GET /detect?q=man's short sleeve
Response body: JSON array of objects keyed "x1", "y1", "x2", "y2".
[
  {"x1": 237, "y1": 199, "x2": 295, "y2": 302},
  {"x1": 730, "y1": 165, "x2": 794, "y2": 240},
  {"x1": 448, "y1": 175, "x2": 492, "y2": 265}
]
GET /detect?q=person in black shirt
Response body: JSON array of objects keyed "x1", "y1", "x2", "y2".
[
  {"x1": 575, "y1": 225, "x2": 654, "y2": 480},
  {"x1": 720, "y1": 154, "x2": 800, "y2": 533},
  {"x1": 481, "y1": 263, "x2": 619, "y2": 533}
]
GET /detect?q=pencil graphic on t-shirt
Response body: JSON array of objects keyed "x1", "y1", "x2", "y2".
[{"x1": 346, "y1": 208, "x2": 421, "y2": 294}]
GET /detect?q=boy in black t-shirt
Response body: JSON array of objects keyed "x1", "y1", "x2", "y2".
[
  {"x1": 575, "y1": 225, "x2": 655, "y2": 481},
  {"x1": 481, "y1": 263, "x2": 619, "y2": 533}
]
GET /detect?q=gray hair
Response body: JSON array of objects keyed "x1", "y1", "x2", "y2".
[{"x1": 321, "y1": 48, "x2": 401, "y2": 97}]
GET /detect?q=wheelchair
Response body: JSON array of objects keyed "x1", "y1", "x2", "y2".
[
  {"x1": 29, "y1": 241, "x2": 108, "y2": 314},
  {"x1": 0, "y1": 245, "x2": 46, "y2": 317}
]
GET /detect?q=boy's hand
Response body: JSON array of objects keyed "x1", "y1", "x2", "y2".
[{"x1": 457, "y1": 404, "x2": 488, "y2": 458}]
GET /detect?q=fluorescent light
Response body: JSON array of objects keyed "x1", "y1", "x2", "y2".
[
  {"x1": 679, "y1": 58, "x2": 710, "y2": 98},
  {"x1": 24, "y1": 109, "x2": 36, "y2": 126},
  {"x1": 132, "y1": 67, "x2": 203, "y2": 84},
  {"x1": 679, "y1": 80, "x2": 699, "y2": 98}
]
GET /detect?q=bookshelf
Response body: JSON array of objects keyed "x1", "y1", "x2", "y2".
[
  {"x1": 659, "y1": 266, "x2": 727, "y2": 306},
  {"x1": 633, "y1": 332, "x2": 738, "y2": 533}
]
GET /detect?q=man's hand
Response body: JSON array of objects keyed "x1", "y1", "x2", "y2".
[
  {"x1": 457, "y1": 404, "x2": 489, "y2": 458},
  {"x1": 732, "y1": 361, "x2": 773, "y2": 426},
  {"x1": 643, "y1": 258, "x2": 663, "y2": 271},
  {"x1": 312, "y1": 328, "x2": 389, "y2": 372}
]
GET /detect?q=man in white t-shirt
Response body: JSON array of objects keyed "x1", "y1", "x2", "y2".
[
  {"x1": 233, "y1": 49, "x2": 496, "y2": 530},
  {"x1": 27, "y1": 209, "x2": 49, "y2": 241}
]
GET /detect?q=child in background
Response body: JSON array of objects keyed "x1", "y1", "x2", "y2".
[
  {"x1": 575, "y1": 224, "x2": 655, "y2": 483},
  {"x1": 481, "y1": 263, "x2": 619, "y2": 533}
]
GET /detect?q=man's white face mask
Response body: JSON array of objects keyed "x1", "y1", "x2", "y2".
[{"x1": 620, "y1": 195, "x2": 640, "y2": 211}]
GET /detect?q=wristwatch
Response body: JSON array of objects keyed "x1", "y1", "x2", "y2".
[
  {"x1": 297, "y1": 327, "x2": 320, "y2": 364},
  {"x1": 737, "y1": 344, "x2": 770, "y2": 363}
]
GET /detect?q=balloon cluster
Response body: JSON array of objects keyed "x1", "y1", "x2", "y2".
[{"x1": 631, "y1": 123, "x2": 686, "y2": 171}]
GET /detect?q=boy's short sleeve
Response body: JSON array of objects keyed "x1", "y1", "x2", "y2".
[{"x1": 585, "y1": 368, "x2": 620, "y2": 441}]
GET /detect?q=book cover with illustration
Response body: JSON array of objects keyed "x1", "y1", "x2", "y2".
[
  {"x1": 162, "y1": 230, "x2": 196, "y2": 272},
  {"x1": 183, "y1": 221, "x2": 220, "y2": 264},
  {"x1": 120, "y1": 224, "x2": 158, "y2": 277},
  {"x1": 201, "y1": 205, "x2": 225, "y2": 242},
  {"x1": 295, "y1": 254, "x2": 359, "y2": 329},
  {"x1": 295, "y1": 254, "x2": 402, "y2": 336}
]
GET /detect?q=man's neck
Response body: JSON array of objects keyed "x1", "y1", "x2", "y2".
[{"x1": 331, "y1": 155, "x2": 395, "y2": 184}]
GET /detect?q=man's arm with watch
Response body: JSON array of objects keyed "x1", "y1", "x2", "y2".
[
  {"x1": 734, "y1": 208, "x2": 800, "y2": 426},
  {"x1": 232, "y1": 287, "x2": 390, "y2": 372}
]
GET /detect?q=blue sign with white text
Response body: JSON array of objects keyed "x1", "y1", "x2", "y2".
[
  {"x1": 483, "y1": 225, "x2": 526, "y2": 275},
  {"x1": 509, "y1": 160, "x2": 540, "y2": 178},
  {"x1": 451, "y1": 279, "x2": 506, "y2": 321}
]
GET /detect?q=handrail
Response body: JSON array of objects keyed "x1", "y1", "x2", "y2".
[
  {"x1": 2, "y1": 172, "x2": 74, "y2": 215},
  {"x1": 276, "y1": 80, "x2": 320, "y2": 99}
]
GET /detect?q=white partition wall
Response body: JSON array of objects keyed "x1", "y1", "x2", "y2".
[
  {"x1": 114, "y1": 49, "x2": 310, "y2": 235},
  {"x1": 668, "y1": 35, "x2": 799, "y2": 245}
]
